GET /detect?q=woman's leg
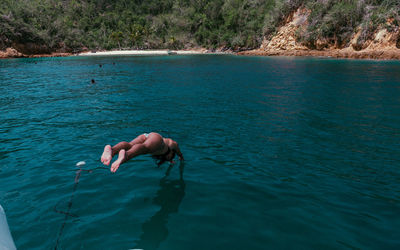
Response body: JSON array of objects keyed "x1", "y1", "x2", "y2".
[
  {"x1": 101, "y1": 141, "x2": 132, "y2": 166},
  {"x1": 101, "y1": 134, "x2": 148, "y2": 166},
  {"x1": 111, "y1": 141, "x2": 133, "y2": 156},
  {"x1": 110, "y1": 133, "x2": 165, "y2": 172},
  {"x1": 110, "y1": 144, "x2": 148, "y2": 172},
  {"x1": 129, "y1": 134, "x2": 147, "y2": 145}
]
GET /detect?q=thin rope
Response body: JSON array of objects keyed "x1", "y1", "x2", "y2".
[{"x1": 54, "y1": 166, "x2": 108, "y2": 250}]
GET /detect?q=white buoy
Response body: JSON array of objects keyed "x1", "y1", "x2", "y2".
[{"x1": 76, "y1": 161, "x2": 86, "y2": 167}]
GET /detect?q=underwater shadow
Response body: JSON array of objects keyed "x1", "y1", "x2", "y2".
[{"x1": 132, "y1": 161, "x2": 185, "y2": 250}]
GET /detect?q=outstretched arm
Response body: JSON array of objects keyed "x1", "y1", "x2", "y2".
[{"x1": 171, "y1": 141, "x2": 184, "y2": 161}]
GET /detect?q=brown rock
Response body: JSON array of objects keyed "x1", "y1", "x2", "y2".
[
  {"x1": 240, "y1": 7, "x2": 400, "y2": 61},
  {"x1": 0, "y1": 48, "x2": 23, "y2": 58}
]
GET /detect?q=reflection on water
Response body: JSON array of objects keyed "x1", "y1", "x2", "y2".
[{"x1": 133, "y1": 162, "x2": 185, "y2": 250}]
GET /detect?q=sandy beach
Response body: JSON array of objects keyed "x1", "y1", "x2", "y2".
[
  {"x1": 1, "y1": 48, "x2": 230, "y2": 59},
  {"x1": 78, "y1": 49, "x2": 211, "y2": 56}
]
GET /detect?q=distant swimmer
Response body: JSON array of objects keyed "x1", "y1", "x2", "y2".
[
  {"x1": 101, "y1": 132, "x2": 184, "y2": 172},
  {"x1": 91, "y1": 79, "x2": 96, "y2": 84}
]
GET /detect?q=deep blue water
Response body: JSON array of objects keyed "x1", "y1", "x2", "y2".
[{"x1": 0, "y1": 55, "x2": 399, "y2": 249}]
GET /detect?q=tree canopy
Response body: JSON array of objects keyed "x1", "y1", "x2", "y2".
[{"x1": 0, "y1": 0, "x2": 398, "y2": 53}]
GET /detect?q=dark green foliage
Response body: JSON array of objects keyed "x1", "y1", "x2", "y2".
[
  {"x1": 263, "y1": 0, "x2": 302, "y2": 38},
  {"x1": 0, "y1": 0, "x2": 398, "y2": 52},
  {"x1": 357, "y1": 0, "x2": 400, "y2": 48},
  {"x1": 296, "y1": 0, "x2": 400, "y2": 49},
  {"x1": 299, "y1": 0, "x2": 364, "y2": 48}
]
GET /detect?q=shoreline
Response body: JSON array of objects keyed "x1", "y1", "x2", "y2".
[
  {"x1": 0, "y1": 48, "x2": 73, "y2": 59},
  {"x1": 1, "y1": 47, "x2": 400, "y2": 60},
  {"x1": 0, "y1": 48, "x2": 228, "y2": 59},
  {"x1": 238, "y1": 48, "x2": 400, "y2": 60},
  {"x1": 77, "y1": 49, "x2": 211, "y2": 56}
]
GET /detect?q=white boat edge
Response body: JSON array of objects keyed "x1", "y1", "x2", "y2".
[{"x1": 0, "y1": 205, "x2": 16, "y2": 250}]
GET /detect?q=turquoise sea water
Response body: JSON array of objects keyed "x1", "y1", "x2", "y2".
[{"x1": 0, "y1": 55, "x2": 399, "y2": 249}]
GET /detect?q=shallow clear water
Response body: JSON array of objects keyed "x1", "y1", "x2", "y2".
[{"x1": 0, "y1": 55, "x2": 399, "y2": 249}]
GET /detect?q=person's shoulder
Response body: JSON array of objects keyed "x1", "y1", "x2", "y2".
[
  {"x1": 163, "y1": 137, "x2": 172, "y2": 143},
  {"x1": 164, "y1": 138, "x2": 176, "y2": 145}
]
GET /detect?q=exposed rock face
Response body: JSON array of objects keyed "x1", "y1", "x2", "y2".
[
  {"x1": 261, "y1": 8, "x2": 309, "y2": 51},
  {"x1": 0, "y1": 47, "x2": 71, "y2": 59},
  {"x1": 246, "y1": 8, "x2": 400, "y2": 60},
  {"x1": 397, "y1": 36, "x2": 400, "y2": 49},
  {"x1": 0, "y1": 48, "x2": 23, "y2": 58},
  {"x1": 240, "y1": 47, "x2": 400, "y2": 60},
  {"x1": 367, "y1": 28, "x2": 399, "y2": 50}
]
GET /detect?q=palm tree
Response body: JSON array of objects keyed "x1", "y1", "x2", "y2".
[
  {"x1": 129, "y1": 24, "x2": 144, "y2": 48},
  {"x1": 110, "y1": 31, "x2": 123, "y2": 49}
]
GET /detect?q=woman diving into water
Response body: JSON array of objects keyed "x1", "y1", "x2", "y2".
[{"x1": 100, "y1": 132, "x2": 184, "y2": 172}]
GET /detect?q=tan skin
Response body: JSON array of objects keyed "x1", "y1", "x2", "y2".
[{"x1": 101, "y1": 132, "x2": 184, "y2": 172}]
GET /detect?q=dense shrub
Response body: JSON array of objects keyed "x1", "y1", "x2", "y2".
[{"x1": 0, "y1": 0, "x2": 398, "y2": 52}]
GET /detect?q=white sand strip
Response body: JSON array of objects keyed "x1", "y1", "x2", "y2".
[{"x1": 78, "y1": 50, "x2": 207, "y2": 56}]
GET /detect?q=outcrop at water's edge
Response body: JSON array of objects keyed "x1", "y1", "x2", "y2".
[
  {"x1": 240, "y1": 8, "x2": 400, "y2": 60},
  {"x1": 0, "y1": 46, "x2": 71, "y2": 59},
  {"x1": 0, "y1": 48, "x2": 23, "y2": 58}
]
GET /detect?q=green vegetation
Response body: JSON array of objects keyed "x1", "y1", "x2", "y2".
[
  {"x1": 298, "y1": 0, "x2": 400, "y2": 49},
  {"x1": 0, "y1": 0, "x2": 399, "y2": 53}
]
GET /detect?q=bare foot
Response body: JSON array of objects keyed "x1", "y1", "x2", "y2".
[
  {"x1": 111, "y1": 149, "x2": 125, "y2": 173},
  {"x1": 101, "y1": 145, "x2": 112, "y2": 166}
]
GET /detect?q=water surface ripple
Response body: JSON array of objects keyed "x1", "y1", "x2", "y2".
[{"x1": 0, "y1": 55, "x2": 399, "y2": 249}]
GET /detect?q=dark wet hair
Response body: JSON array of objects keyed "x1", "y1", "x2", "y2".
[{"x1": 152, "y1": 147, "x2": 176, "y2": 167}]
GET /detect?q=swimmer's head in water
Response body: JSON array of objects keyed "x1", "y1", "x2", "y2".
[
  {"x1": 153, "y1": 148, "x2": 176, "y2": 166},
  {"x1": 166, "y1": 150, "x2": 176, "y2": 161}
]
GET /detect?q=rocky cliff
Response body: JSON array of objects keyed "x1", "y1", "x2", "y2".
[
  {"x1": 241, "y1": 8, "x2": 400, "y2": 60},
  {"x1": 2, "y1": 6, "x2": 400, "y2": 60}
]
